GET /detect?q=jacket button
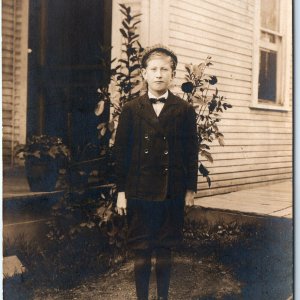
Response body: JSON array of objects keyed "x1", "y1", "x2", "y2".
[
  {"x1": 163, "y1": 136, "x2": 167, "y2": 140},
  {"x1": 164, "y1": 150, "x2": 168, "y2": 155},
  {"x1": 164, "y1": 167, "x2": 168, "y2": 173},
  {"x1": 145, "y1": 134, "x2": 149, "y2": 139},
  {"x1": 145, "y1": 149, "x2": 149, "y2": 154}
]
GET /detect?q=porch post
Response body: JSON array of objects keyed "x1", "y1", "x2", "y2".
[
  {"x1": 147, "y1": 0, "x2": 170, "y2": 46},
  {"x1": 19, "y1": 0, "x2": 29, "y2": 145}
]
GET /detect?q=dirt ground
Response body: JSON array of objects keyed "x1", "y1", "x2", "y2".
[
  {"x1": 4, "y1": 217, "x2": 293, "y2": 300},
  {"x1": 33, "y1": 252, "x2": 241, "y2": 300}
]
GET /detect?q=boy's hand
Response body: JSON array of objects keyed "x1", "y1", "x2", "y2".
[
  {"x1": 116, "y1": 192, "x2": 127, "y2": 215},
  {"x1": 185, "y1": 190, "x2": 195, "y2": 207}
]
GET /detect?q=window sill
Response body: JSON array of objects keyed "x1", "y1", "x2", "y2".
[{"x1": 249, "y1": 103, "x2": 290, "y2": 112}]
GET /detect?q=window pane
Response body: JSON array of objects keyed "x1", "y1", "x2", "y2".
[
  {"x1": 258, "y1": 50, "x2": 277, "y2": 102},
  {"x1": 261, "y1": 0, "x2": 279, "y2": 31}
]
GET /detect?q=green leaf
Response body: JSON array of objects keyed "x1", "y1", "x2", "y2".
[
  {"x1": 200, "y1": 150, "x2": 213, "y2": 163},
  {"x1": 122, "y1": 20, "x2": 129, "y2": 30},
  {"x1": 118, "y1": 59, "x2": 129, "y2": 65},
  {"x1": 206, "y1": 176, "x2": 211, "y2": 188},
  {"x1": 31, "y1": 150, "x2": 41, "y2": 159},
  {"x1": 218, "y1": 136, "x2": 225, "y2": 146},
  {"x1": 199, "y1": 144, "x2": 210, "y2": 150},
  {"x1": 185, "y1": 64, "x2": 192, "y2": 74},
  {"x1": 133, "y1": 20, "x2": 141, "y2": 27},
  {"x1": 120, "y1": 28, "x2": 128, "y2": 38},
  {"x1": 132, "y1": 13, "x2": 142, "y2": 19},
  {"x1": 49, "y1": 147, "x2": 60, "y2": 158},
  {"x1": 100, "y1": 127, "x2": 107, "y2": 137},
  {"x1": 95, "y1": 100, "x2": 105, "y2": 116},
  {"x1": 129, "y1": 64, "x2": 140, "y2": 73},
  {"x1": 119, "y1": 3, "x2": 128, "y2": 10},
  {"x1": 97, "y1": 122, "x2": 106, "y2": 130},
  {"x1": 108, "y1": 121, "x2": 115, "y2": 132},
  {"x1": 199, "y1": 163, "x2": 209, "y2": 177}
]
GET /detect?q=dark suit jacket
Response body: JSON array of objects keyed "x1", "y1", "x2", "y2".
[{"x1": 114, "y1": 91, "x2": 198, "y2": 201}]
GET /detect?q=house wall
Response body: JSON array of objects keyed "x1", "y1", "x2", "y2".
[
  {"x1": 112, "y1": 0, "x2": 293, "y2": 197},
  {"x1": 2, "y1": 0, "x2": 28, "y2": 168},
  {"x1": 166, "y1": 0, "x2": 292, "y2": 197}
]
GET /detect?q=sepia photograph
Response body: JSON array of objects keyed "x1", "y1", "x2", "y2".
[{"x1": 2, "y1": 0, "x2": 293, "y2": 299}]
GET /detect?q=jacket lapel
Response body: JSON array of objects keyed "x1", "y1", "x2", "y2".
[{"x1": 136, "y1": 91, "x2": 179, "y2": 136}]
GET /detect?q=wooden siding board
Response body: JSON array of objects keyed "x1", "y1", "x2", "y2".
[
  {"x1": 209, "y1": 145, "x2": 292, "y2": 153},
  {"x1": 207, "y1": 162, "x2": 292, "y2": 175},
  {"x1": 172, "y1": 52, "x2": 252, "y2": 77},
  {"x1": 220, "y1": 126, "x2": 292, "y2": 134},
  {"x1": 207, "y1": 150, "x2": 292, "y2": 160},
  {"x1": 201, "y1": 156, "x2": 292, "y2": 168},
  {"x1": 195, "y1": 179, "x2": 291, "y2": 198},
  {"x1": 170, "y1": 7, "x2": 253, "y2": 39},
  {"x1": 221, "y1": 0, "x2": 254, "y2": 11},
  {"x1": 176, "y1": 68, "x2": 251, "y2": 84},
  {"x1": 170, "y1": 29, "x2": 252, "y2": 58},
  {"x1": 213, "y1": 113, "x2": 292, "y2": 122},
  {"x1": 171, "y1": 1, "x2": 253, "y2": 30},
  {"x1": 169, "y1": 26, "x2": 253, "y2": 56},
  {"x1": 209, "y1": 170, "x2": 293, "y2": 182},
  {"x1": 197, "y1": 173, "x2": 292, "y2": 190},
  {"x1": 212, "y1": 139, "x2": 292, "y2": 146},
  {"x1": 193, "y1": 0, "x2": 254, "y2": 17},
  {"x1": 169, "y1": 18, "x2": 253, "y2": 46}
]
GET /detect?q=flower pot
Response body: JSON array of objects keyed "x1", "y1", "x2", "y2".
[{"x1": 25, "y1": 158, "x2": 59, "y2": 192}]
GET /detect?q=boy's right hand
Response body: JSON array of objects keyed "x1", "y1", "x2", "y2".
[{"x1": 116, "y1": 192, "x2": 127, "y2": 215}]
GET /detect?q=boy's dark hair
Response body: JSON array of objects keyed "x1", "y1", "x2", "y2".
[{"x1": 141, "y1": 44, "x2": 178, "y2": 71}]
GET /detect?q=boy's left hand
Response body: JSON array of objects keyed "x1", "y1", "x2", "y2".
[{"x1": 185, "y1": 190, "x2": 195, "y2": 207}]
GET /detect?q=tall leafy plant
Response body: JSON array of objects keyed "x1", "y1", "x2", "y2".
[
  {"x1": 181, "y1": 57, "x2": 232, "y2": 186},
  {"x1": 95, "y1": 4, "x2": 143, "y2": 143}
]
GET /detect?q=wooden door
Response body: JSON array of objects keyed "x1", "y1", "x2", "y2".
[{"x1": 27, "y1": 0, "x2": 112, "y2": 159}]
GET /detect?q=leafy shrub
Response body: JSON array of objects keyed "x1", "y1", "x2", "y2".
[
  {"x1": 181, "y1": 57, "x2": 232, "y2": 186},
  {"x1": 15, "y1": 135, "x2": 70, "y2": 161},
  {"x1": 95, "y1": 4, "x2": 143, "y2": 144}
]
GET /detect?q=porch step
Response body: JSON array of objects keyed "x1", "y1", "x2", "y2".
[{"x1": 3, "y1": 255, "x2": 26, "y2": 279}]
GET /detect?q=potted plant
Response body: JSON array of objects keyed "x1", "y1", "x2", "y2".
[{"x1": 15, "y1": 135, "x2": 70, "y2": 192}]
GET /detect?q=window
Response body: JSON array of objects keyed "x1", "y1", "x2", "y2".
[{"x1": 251, "y1": 0, "x2": 292, "y2": 111}]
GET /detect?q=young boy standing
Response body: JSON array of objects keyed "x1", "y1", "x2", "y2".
[{"x1": 114, "y1": 44, "x2": 198, "y2": 300}]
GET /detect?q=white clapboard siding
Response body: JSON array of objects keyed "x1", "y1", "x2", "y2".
[
  {"x1": 3, "y1": 0, "x2": 16, "y2": 166},
  {"x1": 169, "y1": 0, "x2": 292, "y2": 196},
  {"x1": 207, "y1": 162, "x2": 292, "y2": 174},
  {"x1": 2, "y1": 0, "x2": 26, "y2": 167}
]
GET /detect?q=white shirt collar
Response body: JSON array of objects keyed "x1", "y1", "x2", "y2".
[{"x1": 148, "y1": 90, "x2": 169, "y2": 100}]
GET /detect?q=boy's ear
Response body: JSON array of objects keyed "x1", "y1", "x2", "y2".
[
  {"x1": 172, "y1": 70, "x2": 176, "y2": 78},
  {"x1": 141, "y1": 68, "x2": 147, "y2": 79}
]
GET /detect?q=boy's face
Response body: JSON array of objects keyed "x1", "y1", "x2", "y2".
[{"x1": 142, "y1": 55, "x2": 175, "y2": 97}]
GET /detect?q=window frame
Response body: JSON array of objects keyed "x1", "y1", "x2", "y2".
[{"x1": 251, "y1": 0, "x2": 292, "y2": 112}]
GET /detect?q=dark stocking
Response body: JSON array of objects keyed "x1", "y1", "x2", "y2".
[
  {"x1": 134, "y1": 249, "x2": 152, "y2": 300},
  {"x1": 155, "y1": 247, "x2": 172, "y2": 300}
]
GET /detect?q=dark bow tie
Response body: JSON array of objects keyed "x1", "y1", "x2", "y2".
[{"x1": 149, "y1": 97, "x2": 167, "y2": 104}]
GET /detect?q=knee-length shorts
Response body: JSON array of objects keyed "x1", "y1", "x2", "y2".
[{"x1": 126, "y1": 197, "x2": 185, "y2": 250}]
